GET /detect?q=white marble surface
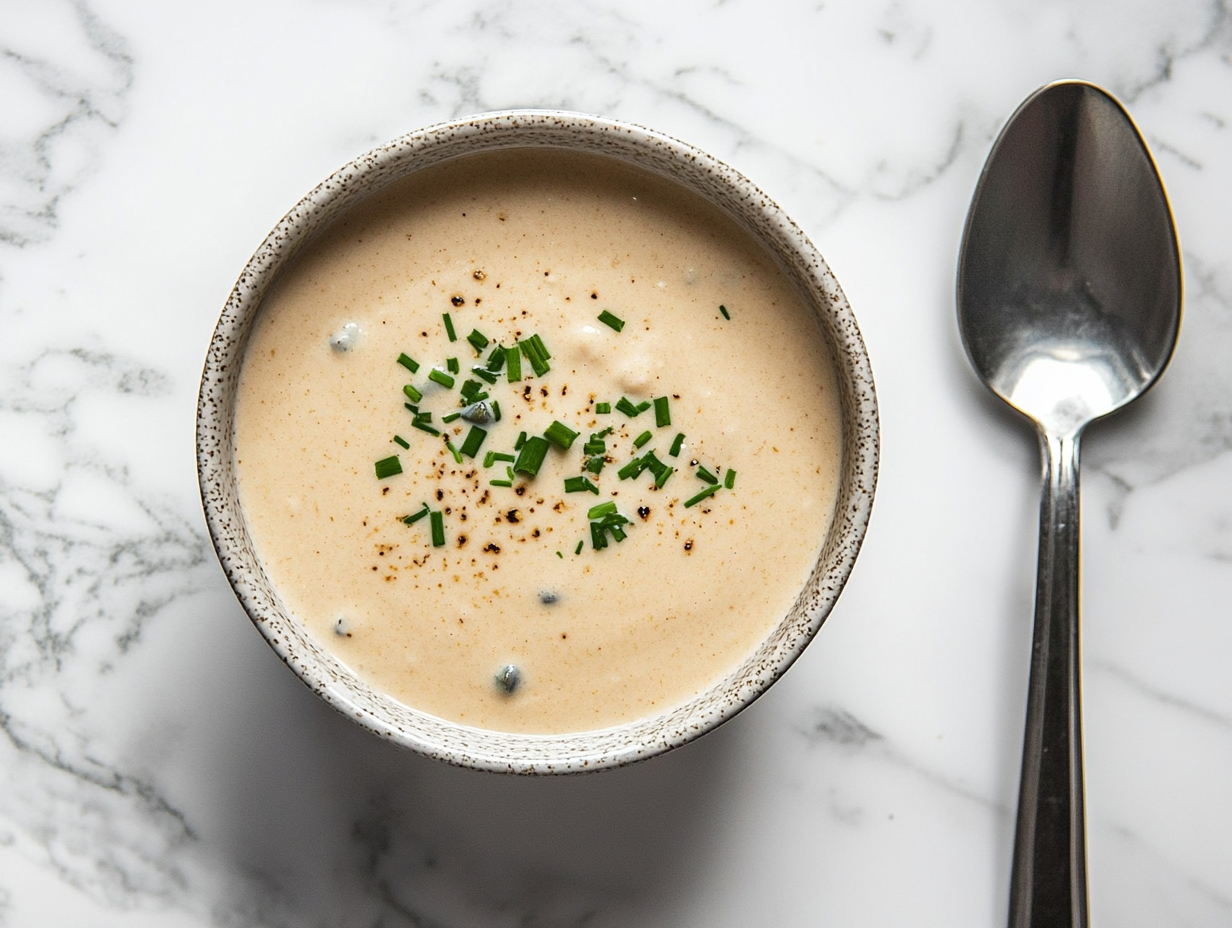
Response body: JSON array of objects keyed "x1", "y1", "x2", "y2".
[{"x1": 1, "y1": 1, "x2": 1230, "y2": 925}]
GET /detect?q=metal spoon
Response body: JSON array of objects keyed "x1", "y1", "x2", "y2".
[{"x1": 957, "y1": 81, "x2": 1181, "y2": 927}]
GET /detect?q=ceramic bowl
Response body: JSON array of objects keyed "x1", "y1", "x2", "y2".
[{"x1": 197, "y1": 111, "x2": 878, "y2": 774}]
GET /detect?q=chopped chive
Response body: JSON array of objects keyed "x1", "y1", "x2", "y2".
[
  {"x1": 459, "y1": 426, "x2": 487, "y2": 459},
  {"x1": 544, "y1": 420, "x2": 579, "y2": 450},
  {"x1": 441, "y1": 410, "x2": 462, "y2": 423},
  {"x1": 519, "y1": 337, "x2": 550, "y2": 376},
  {"x1": 617, "y1": 456, "x2": 645, "y2": 480},
  {"x1": 669, "y1": 432, "x2": 685, "y2": 457},
  {"x1": 403, "y1": 383, "x2": 423, "y2": 403},
  {"x1": 633, "y1": 430, "x2": 652, "y2": 449},
  {"x1": 515, "y1": 431, "x2": 527, "y2": 450},
  {"x1": 696, "y1": 465, "x2": 719, "y2": 485},
  {"x1": 587, "y1": 501, "x2": 618, "y2": 519},
  {"x1": 590, "y1": 520, "x2": 607, "y2": 550},
  {"x1": 393, "y1": 435, "x2": 410, "y2": 449},
  {"x1": 654, "y1": 396, "x2": 671, "y2": 427},
  {"x1": 564, "y1": 475, "x2": 599, "y2": 494},
  {"x1": 513, "y1": 435, "x2": 549, "y2": 476},
  {"x1": 446, "y1": 357, "x2": 460, "y2": 374},
  {"x1": 505, "y1": 345, "x2": 522, "y2": 382},
  {"x1": 413, "y1": 411, "x2": 432, "y2": 423},
  {"x1": 471, "y1": 365, "x2": 498, "y2": 385},
  {"x1": 608, "y1": 523, "x2": 626, "y2": 542},
  {"x1": 428, "y1": 368, "x2": 455, "y2": 389},
  {"x1": 635, "y1": 400, "x2": 652, "y2": 413},
  {"x1": 490, "y1": 478, "x2": 514, "y2": 487},
  {"x1": 585, "y1": 456, "x2": 605, "y2": 474},
  {"x1": 491, "y1": 400, "x2": 502, "y2": 422},
  {"x1": 443, "y1": 313, "x2": 457, "y2": 341},
  {"x1": 466, "y1": 329, "x2": 489, "y2": 353},
  {"x1": 445, "y1": 440, "x2": 462, "y2": 463},
  {"x1": 584, "y1": 439, "x2": 607, "y2": 456},
  {"x1": 486, "y1": 344, "x2": 506, "y2": 371},
  {"x1": 684, "y1": 484, "x2": 722, "y2": 508},
  {"x1": 430, "y1": 510, "x2": 445, "y2": 546},
  {"x1": 460, "y1": 379, "x2": 482, "y2": 400},
  {"x1": 724, "y1": 469, "x2": 736, "y2": 489},
  {"x1": 412, "y1": 419, "x2": 440, "y2": 436},
  {"x1": 575, "y1": 540, "x2": 584, "y2": 555},
  {"x1": 595, "y1": 402, "x2": 611, "y2": 414},
  {"x1": 557, "y1": 550, "x2": 563, "y2": 558},
  {"x1": 654, "y1": 466, "x2": 673, "y2": 489},
  {"x1": 374, "y1": 455, "x2": 402, "y2": 479},
  {"x1": 401, "y1": 504, "x2": 430, "y2": 525},
  {"x1": 615, "y1": 396, "x2": 642, "y2": 417},
  {"x1": 719, "y1": 304, "x2": 730, "y2": 320},
  {"x1": 404, "y1": 403, "x2": 417, "y2": 413},
  {"x1": 597, "y1": 310, "x2": 625, "y2": 332},
  {"x1": 397, "y1": 353, "x2": 420, "y2": 373},
  {"x1": 530, "y1": 333, "x2": 551, "y2": 360},
  {"x1": 483, "y1": 450, "x2": 515, "y2": 468}
]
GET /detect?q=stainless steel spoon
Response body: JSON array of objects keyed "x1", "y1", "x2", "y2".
[{"x1": 957, "y1": 80, "x2": 1181, "y2": 927}]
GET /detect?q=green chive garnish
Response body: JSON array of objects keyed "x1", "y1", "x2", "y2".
[
  {"x1": 587, "y1": 501, "x2": 618, "y2": 519},
  {"x1": 491, "y1": 400, "x2": 502, "y2": 422},
  {"x1": 397, "y1": 353, "x2": 420, "y2": 373},
  {"x1": 544, "y1": 420, "x2": 579, "y2": 450},
  {"x1": 585, "y1": 456, "x2": 604, "y2": 474},
  {"x1": 374, "y1": 455, "x2": 402, "y2": 479},
  {"x1": 724, "y1": 469, "x2": 736, "y2": 489},
  {"x1": 393, "y1": 435, "x2": 410, "y2": 449},
  {"x1": 486, "y1": 344, "x2": 506, "y2": 371},
  {"x1": 595, "y1": 402, "x2": 611, "y2": 414},
  {"x1": 467, "y1": 329, "x2": 489, "y2": 353},
  {"x1": 412, "y1": 419, "x2": 440, "y2": 436},
  {"x1": 683, "y1": 484, "x2": 721, "y2": 508},
  {"x1": 530, "y1": 334, "x2": 550, "y2": 360},
  {"x1": 443, "y1": 313, "x2": 457, "y2": 341},
  {"x1": 669, "y1": 432, "x2": 685, "y2": 457},
  {"x1": 505, "y1": 345, "x2": 522, "y2": 382},
  {"x1": 444, "y1": 441, "x2": 462, "y2": 463},
  {"x1": 490, "y1": 478, "x2": 513, "y2": 487},
  {"x1": 428, "y1": 368, "x2": 455, "y2": 389},
  {"x1": 519, "y1": 337, "x2": 550, "y2": 376},
  {"x1": 597, "y1": 310, "x2": 625, "y2": 332},
  {"x1": 460, "y1": 426, "x2": 487, "y2": 459},
  {"x1": 719, "y1": 304, "x2": 730, "y2": 320},
  {"x1": 513, "y1": 435, "x2": 549, "y2": 476},
  {"x1": 590, "y1": 521, "x2": 607, "y2": 550},
  {"x1": 633, "y1": 430, "x2": 652, "y2": 449},
  {"x1": 441, "y1": 411, "x2": 462, "y2": 423},
  {"x1": 654, "y1": 396, "x2": 671, "y2": 427},
  {"x1": 515, "y1": 431, "x2": 527, "y2": 450},
  {"x1": 564, "y1": 475, "x2": 599, "y2": 494},
  {"x1": 430, "y1": 510, "x2": 445, "y2": 546},
  {"x1": 697, "y1": 465, "x2": 719, "y2": 485},
  {"x1": 617, "y1": 456, "x2": 645, "y2": 480},
  {"x1": 471, "y1": 365, "x2": 498, "y2": 385},
  {"x1": 401, "y1": 504, "x2": 430, "y2": 525},
  {"x1": 635, "y1": 400, "x2": 652, "y2": 414},
  {"x1": 460, "y1": 379, "x2": 481, "y2": 401},
  {"x1": 575, "y1": 540, "x2": 584, "y2": 555},
  {"x1": 615, "y1": 396, "x2": 641, "y2": 417},
  {"x1": 446, "y1": 357, "x2": 459, "y2": 374},
  {"x1": 403, "y1": 383, "x2": 423, "y2": 403}
]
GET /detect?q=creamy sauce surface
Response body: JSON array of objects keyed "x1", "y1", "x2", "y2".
[{"x1": 234, "y1": 150, "x2": 842, "y2": 734}]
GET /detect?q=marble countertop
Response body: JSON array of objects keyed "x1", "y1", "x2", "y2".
[{"x1": 2, "y1": 1, "x2": 1230, "y2": 925}]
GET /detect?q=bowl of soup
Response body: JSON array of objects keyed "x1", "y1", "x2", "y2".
[{"x1": 197, "y1": 111, "x2": 878, "y2": 773}]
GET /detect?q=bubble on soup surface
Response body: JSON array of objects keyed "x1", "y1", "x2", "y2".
[{"x1": 329, "y1": 322, "x2": 362, "y2": 352}]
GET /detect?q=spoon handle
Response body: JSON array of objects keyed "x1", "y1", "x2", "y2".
[{"x1": 1009, "y1": 429, "x2": 1089, "y2": 928}]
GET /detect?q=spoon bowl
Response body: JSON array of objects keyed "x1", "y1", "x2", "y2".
[{"x1": 957, "y1": 81, "x2": 1181, "y2": 927}]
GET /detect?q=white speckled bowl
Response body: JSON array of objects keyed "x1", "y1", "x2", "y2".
[{"x1": 197, "y1": 111, "x2": 878, "y2": 774}]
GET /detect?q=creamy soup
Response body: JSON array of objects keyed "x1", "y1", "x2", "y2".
[{"x1": 234, "y1": 149, "x2": 842, "y2": 734}]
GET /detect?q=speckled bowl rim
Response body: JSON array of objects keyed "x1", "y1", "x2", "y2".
[{"x1": 197, "y1": 110, "x2": 879, "y2": 774}]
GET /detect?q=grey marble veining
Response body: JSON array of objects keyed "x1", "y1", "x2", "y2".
[{"x1": 1, "y1": 0, "x2": 1230, "y2": 925}]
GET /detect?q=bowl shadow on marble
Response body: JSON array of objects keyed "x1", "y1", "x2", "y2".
[{"x1": 207, "y1": 621, "x2": 744, "y2": 925}]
